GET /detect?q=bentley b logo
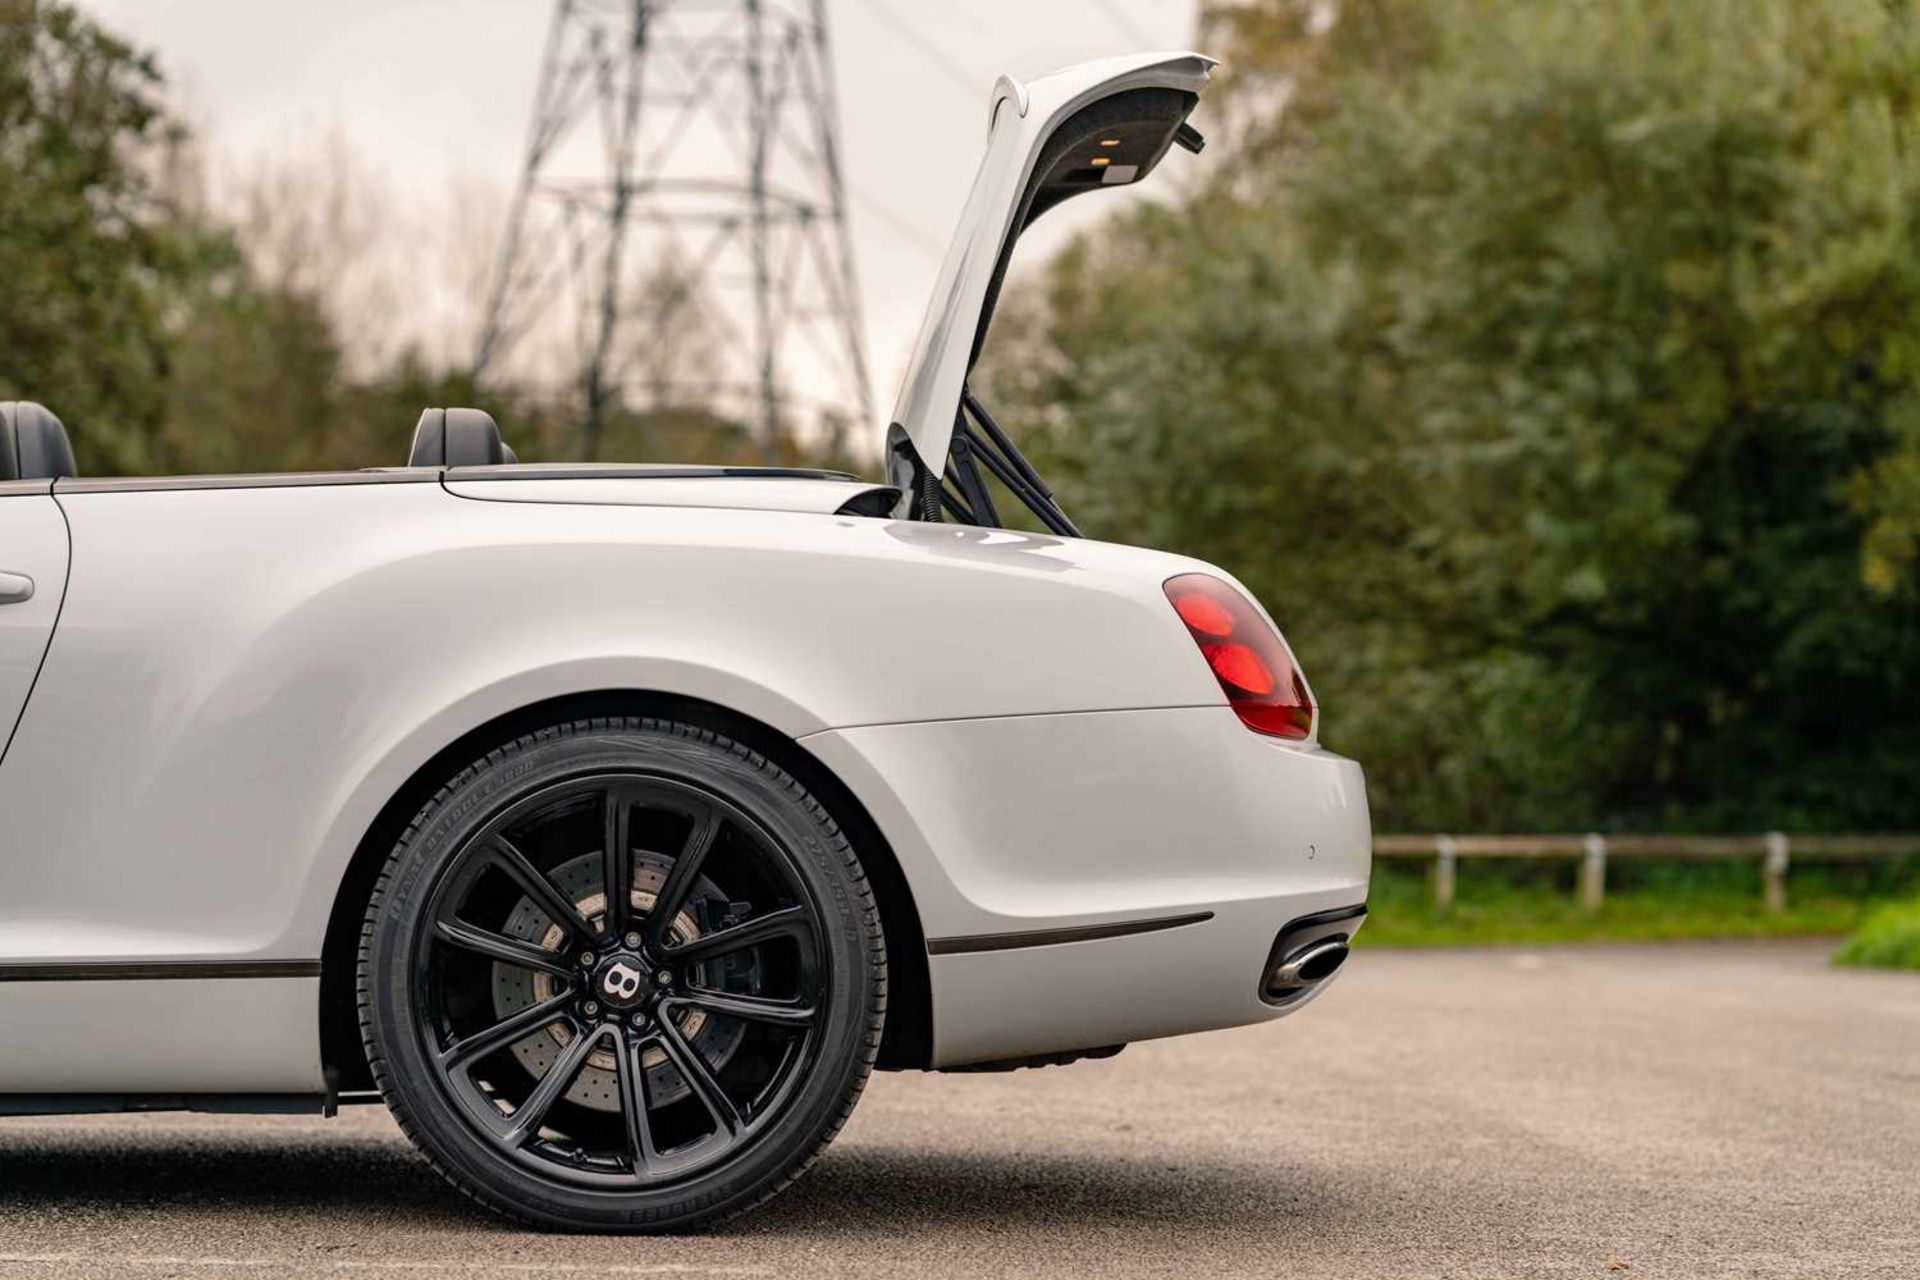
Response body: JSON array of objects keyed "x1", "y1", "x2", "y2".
[{"x1": 601, "y1": 961, "x2": 643, "y2": 1001}]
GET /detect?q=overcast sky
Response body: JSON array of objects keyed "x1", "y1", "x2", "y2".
[{"x1": 82, "y1": 0, "x2": 1205, "y2": 444}]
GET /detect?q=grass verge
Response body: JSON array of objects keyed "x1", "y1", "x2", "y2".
[
  {"x1": 1357, "y1": 856, "x2": 1920, "y2": 949},
  {"x1": 1833, "y1": 898, "x2": 1920, "y2": 970}
]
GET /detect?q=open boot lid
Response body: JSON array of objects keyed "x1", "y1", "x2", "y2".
[{"x1": 886, "y1": 52, "x2": 1217, "y2": 522}]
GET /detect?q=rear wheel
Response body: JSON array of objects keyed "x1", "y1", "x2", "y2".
[{"x1": 358, "y1": 717, "x2": 885, "y2": 1232}]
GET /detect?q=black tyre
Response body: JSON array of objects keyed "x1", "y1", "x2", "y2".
[{"x1": 358, "y1": 716, "x2": 885, "y2": 1232}]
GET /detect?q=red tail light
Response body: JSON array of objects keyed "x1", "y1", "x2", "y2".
[{"x1": 1163, "y1": 573, "x2": 1314, "y2": 739}]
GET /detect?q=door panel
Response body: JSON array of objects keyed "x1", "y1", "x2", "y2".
[{"x1": 0, "y1": 491, "x2": 67, "y2": 765}]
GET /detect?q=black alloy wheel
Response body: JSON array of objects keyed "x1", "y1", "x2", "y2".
[{"x1": 358, "y1": 717, "x2": 885, "y2": 1231}]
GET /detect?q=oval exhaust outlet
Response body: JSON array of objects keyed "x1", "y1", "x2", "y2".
[{"x1": 1274, "y1": 937, "x2": 1349, "y2": 987}]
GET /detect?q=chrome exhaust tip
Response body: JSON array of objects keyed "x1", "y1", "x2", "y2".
[
  {"x1": 1272, "y1": 937, "x2": 1349, "y2": 988},
  {"x1": 1260, "y1": 904, "x2": 1365, "y2": 1006}
]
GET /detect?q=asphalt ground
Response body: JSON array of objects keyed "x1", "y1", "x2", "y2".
[{"x1": 0, "y1": 940, "x2": 1913, "y2": 1279}]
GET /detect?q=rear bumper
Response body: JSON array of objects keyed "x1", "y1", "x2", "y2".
[
  {"x1": 801, "y1": 705, "x2": 1371, "y2": 1066},
  {"x1": 921, "y1": 894, "x2": 1367, "y2": 1065}
]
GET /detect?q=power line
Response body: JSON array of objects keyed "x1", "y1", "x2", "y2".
[
  {"x1": 1084, "y1": 0, "x2": 1154, "y2": 49},
  {"x1": 844, "y1": 0, "x2": 982, "y2": 100},
  {"x1": 476, "y1": 0, "x2": 874, "y2": 460},
  {"x1": 832, "y1": 1, "x2": 1000, "y2": 264},
  {"x1": 849, "y1": 182, "x2": 946, "y2": 260}
]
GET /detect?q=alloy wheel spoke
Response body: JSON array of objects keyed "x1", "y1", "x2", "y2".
[
  {"x1": 666, "y1": 904, "x2": 811, "y2": 964},
  {"x1": 614, "y1": 1026, "x2": 663, "y2": 1175},
  {"x1": 504, "y1": 1023, "x2": 608, "y2": 1146},
  {"x1": 419, "y1": 771, "x2": 834, "y2": 1188},
  {"x1": 432, "y1": 917, "x2": 575, "y2": 979},
  {"x1": 645, "y1": 807, "x2": 723, "y2": 949},
  {"x1": 670, "y1": 989, "x2": 817, "y2": 1027},
  {"x1": 484, "y1": 834, "x2": 593, "y2": 943},
  {"x1": 440, "y1": 992, "x2": 573, "y2": 1071},
  {"x1": 602, "y1": 786, "x2": 636, "y2": 938},
  {"x1": 655, "y1": 1016, "x2": 742, "y2": 1136}
]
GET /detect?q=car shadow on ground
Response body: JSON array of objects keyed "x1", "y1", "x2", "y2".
[
  {"x1": 751, "y1": 1145, "x2": 1336, "y2": 1238},
  {"x1": 0, "y1": 1126, "x2": 477, "y2": 1229},
  {"x1": 0, "y1": 1126, "x2": 1338, "y2": 1240}
]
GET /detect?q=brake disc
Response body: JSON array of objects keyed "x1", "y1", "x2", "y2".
[{"x1": 489, "y1": 852, "x2": 748, "y2": 1114}]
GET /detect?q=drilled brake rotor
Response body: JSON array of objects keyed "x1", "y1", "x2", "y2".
[{"x1": 489, "y1": 852, "x2": 748, "y2": 1113}]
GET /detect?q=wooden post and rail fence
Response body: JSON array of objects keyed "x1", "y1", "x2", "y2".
[{"x1": 1371, "y1": 833, "x2": 1920, "y2": 914}]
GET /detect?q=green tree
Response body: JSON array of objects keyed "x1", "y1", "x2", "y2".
[
  {"x1": 986, "y1": 0, "x2": 1920, "y2": 831},
  {"x1": 161, "y1": 244, "x2": 351, "y2": 474},
  {"x1": 0, "y1": 0, "x2": 184, "y2": 471},
  {"x1": 0, "y1": 2, "x2": 847, "y2": 478}
]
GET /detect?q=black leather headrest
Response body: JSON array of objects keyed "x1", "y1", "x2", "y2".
[
  {"x1": 0, "y1": 402, "x2": 79, "y2": 481},
  {"x1": 408, "y1": 407, "x2": 518, "y2": 467}
]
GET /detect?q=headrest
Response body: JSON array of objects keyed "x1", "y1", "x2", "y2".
[
  {"x1": 0, "y1": 401, "x2": 79, "y2": 481},
  {"x1": 408, "y1": 407, "x2": 518, "y2": 468}
]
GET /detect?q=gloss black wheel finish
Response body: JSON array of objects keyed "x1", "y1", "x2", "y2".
[{"x1": 358, "y1": 718, "x2": 884, "y2": 1232}]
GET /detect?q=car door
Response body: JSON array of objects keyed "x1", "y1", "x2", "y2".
[{"x1": 0, "y1": 481, "x2": 67, "y2": 765}]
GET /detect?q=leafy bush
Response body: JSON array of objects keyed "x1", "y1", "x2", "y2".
[
  {"x1": 985, "y1": 0, "x2": 1920, "y2": 833},
  {"x1": 1834, "y1": 898, "x2": 1920, "y2": 970}
]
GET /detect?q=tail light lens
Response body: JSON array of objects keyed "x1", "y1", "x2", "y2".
[{"x1": 1163, "y1": 573, "x2": 1315, "y2": 739}]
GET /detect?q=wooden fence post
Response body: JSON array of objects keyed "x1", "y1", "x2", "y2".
[
  {"x1": 1764, "y1": 832, "x2": 1790, "y2": 915},
  {"x1": 1434, "y1": 834, "x2": 1457, "y2": 911},
  {"x1": 1579, "y1": 833, "x2": 1607, "y2": 910}
]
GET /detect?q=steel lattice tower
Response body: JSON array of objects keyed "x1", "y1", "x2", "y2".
[{"x1": 475, "y1": 0, "x2": 873, "y2": 461}]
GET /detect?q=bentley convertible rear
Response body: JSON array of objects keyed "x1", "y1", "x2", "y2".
[{"x1": 0, "y1": 52, "x2": 1369, "y2": 1232}]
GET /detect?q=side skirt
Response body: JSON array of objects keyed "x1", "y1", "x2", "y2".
[
  {"x1": 0, "y1": 1093, "x2": 327, "y2": 1118},
  {"x1": 0, "y1": 973, "x2": 325, "y2": 1095}
]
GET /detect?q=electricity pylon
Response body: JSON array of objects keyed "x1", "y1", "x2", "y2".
[{"x1": 475, "y1": 0, "x2": 873, "y2": 461}]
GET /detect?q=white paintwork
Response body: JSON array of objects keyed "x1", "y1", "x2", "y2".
[
  {"x1": 802, "y1": 707, "x2": 1365, "y2": 937},
  {"x1": 444, "y1": 473, "x2": 894, "y2": 514},
  {"x1": 0, "y1": 490, "x2": 66, "y2": 764},
  {"x1": 803, "y1": 706, "x2": 1369, "y2": 1064},
  {"x1": 889, "y1": 51, "x2": 1216, "y2": 472},
  {"x1": 0, "y1": 52, "x2": 1368, "y2": 1093},
  {"x1": 927, "y1": 896, "x2": 1356, "y2": 1067},
  {"x1": 0, "y1": 978, "x2": 321, "y2": 1093},
  {"x1": 0, "y1": 483, "x2": 1225, "y2": 964},
  {"x1": 0, "y1": 476, "x2": 1360, "y2": 1083}
]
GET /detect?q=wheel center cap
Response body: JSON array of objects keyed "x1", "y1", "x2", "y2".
[{"x1": 593, "y1": 953, "x2": 652, "y2": 1009}]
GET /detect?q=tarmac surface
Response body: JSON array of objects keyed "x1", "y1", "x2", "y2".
[{"x1": 0, "y1": 939, "x2": 1913, "y2": 1278}]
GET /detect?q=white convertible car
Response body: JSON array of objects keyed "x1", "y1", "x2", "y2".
[{"x1": 0, "y1": 53, "x2": 1368, "y2": 1230}]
